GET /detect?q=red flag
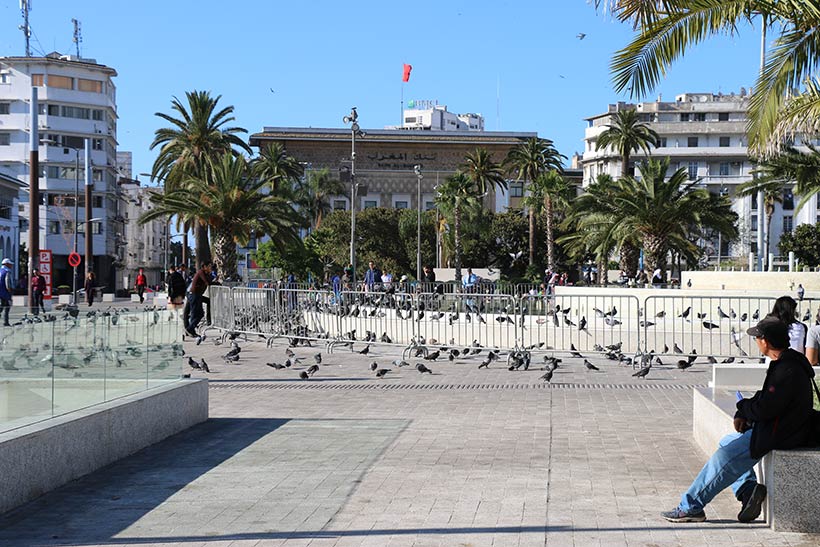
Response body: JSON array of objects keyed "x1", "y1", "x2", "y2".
[{"x1": 402, "y1": 63, "x2": 412, "y2": 83}]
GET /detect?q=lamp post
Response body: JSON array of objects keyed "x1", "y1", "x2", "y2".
[
  {"x1": 343, "y1": 107, "x2": 365, "y2": 285},
  {"x1": 717, "y1": 183, "x2": 728, "y2": 270},
  {"x1": 414, "y1": 165, "x2": 423, "y2": 280}
]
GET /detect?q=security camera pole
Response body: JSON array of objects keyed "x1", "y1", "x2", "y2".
[{"x1": 343, "y1": 107, "x2": 364, "y2": 286}]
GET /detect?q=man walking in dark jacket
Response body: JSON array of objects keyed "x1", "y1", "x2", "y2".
[
  {"x1": 662, "y1": 315, "x2": 815, "y2": 523},
  {"x1": 185, "y1": 262, "x2": 212, "y2": 337}
]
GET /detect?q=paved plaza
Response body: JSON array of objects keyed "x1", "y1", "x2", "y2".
[{"x1": 0, "y1": 333, "x2": 818, "y2": 546}]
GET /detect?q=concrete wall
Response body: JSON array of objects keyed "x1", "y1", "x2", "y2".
[
  {"x1": 0, "y1": 378, "x2": 208, "y2": 515},
  {"x1": 681, "y1": 271, "x2": 820, "y2": 294}
]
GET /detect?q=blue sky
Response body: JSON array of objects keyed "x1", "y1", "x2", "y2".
[{"x1": 1, "y1": 1, "x2": 764, "y2": 181}]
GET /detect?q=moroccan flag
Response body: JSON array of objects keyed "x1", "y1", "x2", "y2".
[{"x1": 402, "y1": 63, "x2": 412, "y2": 82}]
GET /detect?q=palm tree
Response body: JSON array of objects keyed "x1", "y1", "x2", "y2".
[
  {"x1": 150, "y1": 90, "x2": 250, "y2": 268},
  {"x1": 505, "y1": 138, "x2": 566, "y2": 267},
  {"x1": 524, "y1": 170, "x2": 574, "y2": 272},
  {"x1": 607, "y1": 0, "x2": 820, "y2": 156},
  {"x1": 737, "y1": 166, "x2": 788, "y2": 262},
  {"x1": 462, "y1": 148, "x2": 507, "y2": 195},
  {"x1": 609, "y1": 158, "x2": 738, "y2": 278},
  {"x1": 294, "y1": 168, "x2": 346, "y2": 230},
  {"x1": 595, "y1": 109, "x2": 659, "y2": 178},
  {"x1": 251, "y1": 142, "x2": 304, "y2": 196},
  {"x1": 435, "y1": 172, "x2": 483, "y2": 283},
  {"x1": 141, "y1": 152, "x2": 303, "y2": 278}
]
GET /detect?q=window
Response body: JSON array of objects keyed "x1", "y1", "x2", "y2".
[
  {"x1": 687, "y1": 162, "x2": 699, "y2": 180},
  {"x1": 61, "y1": 106, "x2": 90, "y2": 119},
  {"x1": 509, "y1": 182, "x2": 524, "y2": 197},
  {"x1": 687, "y1": 137, "x2": 699, "y2": 147},
  {"x1": 92, "y1": 138, "x2": 103, "y2": 151},
  {"x1": 363, "y1": 200, "x2": 377, "y2": 209},
  {"x1": 751, "y1": 196, "x2": 758, "y2": 210},
  {"x1": 92, "y1": 110, "x2": 104, "y2": 121},
  {"x1": 0, "y1": 133, "x2": 9, "y2": 146},
  {"x1": 783, "y1": 215, "x2": 793, "y2": 233},
  {"x1": 719, "y1": 112, "x2": 730, "y2": 121},
  {"x1": 0, "y1": 197, "x2": 11, "y2": 220},
  {"x1": 47, "y1": 75, "x2": 73, "y2": 90},
  {"x1": 77, "y1": 222, "x2": 103, "y2": 235},
  {"x1": 751, "y1": 242, "x2": 758, "y2": 254},
  {"x1": 404, "y1": 117, "x2": 417, "y2": 123},
  {"x1": 31, "y1": 74, "x2": 44, "y2": 86},
  {"x1": 48, "y1": 221, "x2": 60, "y2": 235},
  {"x1": 77, "y1": 79, "x2": 102, "y2": 93},
  {"x1": 394, "y1": 201, "x2": 409, "y2": 209},
  {"x1": 680, "y1": 113, "x2": 690, "y2": 122},
  {"x1": 333, "y1": 200, "x2": 347, "y2": 211},
  {"x1": 658, "y1": 137, "x2": 667, "y2": 147},
  {"x1": 719, "y1": 136, "x2": 731, "y2": 147},
  {"x1": 783, "y1": 189, "x2": 794, "y2": 210},
  {"x1": 694, "y1": 113, "x2": 706, "y2": 122},
  {"x1": 0, "y1": 73, "x2": 9, "y2": 84},
  {"x1": 751, "y1": 215, "x2": 758, "y2": 231},
  {"x1": 424, "y1": 201, "x2": 435, "y2": 211},
  {"x1": 719, "y1": 162, "x2": 730, "y2": 176},
  {"x1": 0, "y1": 103, "x2": 8, "y2": 115},
  {"x1": 61, "y1": 135, "x2": 85, "y2": 149},
  {"x1": 47, "y1": 104, "x2": 60, "y2": 116}
]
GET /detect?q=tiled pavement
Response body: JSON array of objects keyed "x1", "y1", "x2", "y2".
[{"x1": 0, "y1": 334, "x2": 816, "y2": 546}]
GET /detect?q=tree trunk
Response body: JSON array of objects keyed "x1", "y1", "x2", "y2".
[
  {"x1": 211, "y1": 227, "x2": 237, "y2": 280},
  {"x1": 182, "y1": 230, "x2": 189, "y2": 267},
  {"x1": 454, "y1": 203, "x2": 462, "y2": 283},
  {"x1": 643, "y1": 234, "x2": 667, "y2": 282},
  {"x1": 619, "y1": 241, "x2": 640, "y2": 277},
  {"x1": 597, "y1": 258, "x2": 608, "y2": 286},
  {"x1": 621, "y1": 152, "x2": 630, "y2": 178},
  {"x1": 545, "y1": 197, "x2": 554, "y2": 271},
  {"x1": 195, "y1": 222, "x2": 211, "y2": 269},
  {"x1": 765, "y1": 206, "x2": 774, "y2": 268},
  {"x1": 528, "y1": 208, "x2": 536, "y2": 267}
]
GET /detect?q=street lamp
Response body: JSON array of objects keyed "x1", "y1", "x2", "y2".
[
  {"x1": 414, "y1": 165, "x2": 423, "y2": 281},
  {"x1": 343, "y1": 107, "x2": 365, "y2": 285}
]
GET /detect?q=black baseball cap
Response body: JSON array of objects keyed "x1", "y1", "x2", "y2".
[{"x1": 746, "y1": 315, "x2": 789, "y2": 346}]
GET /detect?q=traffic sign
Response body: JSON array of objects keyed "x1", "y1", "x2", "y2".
[{"x1": 68, "y1": 252, "x2": 81, "y2": 268}]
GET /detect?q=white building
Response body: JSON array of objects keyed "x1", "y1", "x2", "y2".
[
  {"x1": 117, "y1": 154, "x2": 166, "y2": 288},
  {"x1": 0, "y1": 52, "x2": 123, "y2": 289},
  {"x1": 0, "y1": 170, "x2": 22, "y2": 282},
  {"x1": 390, "y1": 102, "x2": 484, "y2": 132},
  {"x1": 581, "y1": 91, "x2": 819, "y2": 260}
]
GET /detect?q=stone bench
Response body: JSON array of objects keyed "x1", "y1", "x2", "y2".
[
  {"x1": 693, "y1": 387, "x2": 820, "y2": 532},
  {"x1": 710, "y1": 363, "x2": 767, "y2": 389}
]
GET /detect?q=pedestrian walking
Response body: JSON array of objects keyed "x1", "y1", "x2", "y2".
[
  {"x1": 31, "y1": 269, "x2": 46, "y2": 315},
  {"x1": 797, "y1": 283, "x2": 805, "y2": 301},
  {"x1": 135, "y1": 268, "x2": 147, "y2": 303},
  {"x1": 84, "y1": 272, "x2": 96, "y2": 306},
  {"x1": 167, "y1": 265, "x2": 186, "y2": 311},
  {"x1": 0, "y1": 258, "x2": 12, "y2": 326}
]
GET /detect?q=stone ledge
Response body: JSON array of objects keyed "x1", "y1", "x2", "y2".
[
  {"x1": 0, "y1": 378, "x2": 208, "y2": 515},
  {"x1": 693, "y1": 386, "x2": 820, "y2": 532}
]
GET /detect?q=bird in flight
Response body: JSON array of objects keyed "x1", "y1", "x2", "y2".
[{"x1": 576, "y1": 33, "x2": 586, "y2": 40}]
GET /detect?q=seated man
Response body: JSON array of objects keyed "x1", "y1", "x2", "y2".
[{"x1": 662, "y1": 315, "x2": 816, "y2": 523}]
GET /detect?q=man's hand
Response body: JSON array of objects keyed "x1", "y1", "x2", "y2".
[{"x1": 733, "y1": 417, "x2": 748, "y2": 433}]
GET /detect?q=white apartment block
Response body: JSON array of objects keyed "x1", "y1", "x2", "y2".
[
  {"x1": 581, "y1": 91, "x2": 819, "y2": 259},
  {"x1": 118, "y1": 173, "x2": 166, "y2": 289},
  {"x1": 0, "y1": 53, "x2": 123, "y2": 289},
  {"x1": 391, "y1": 102, "x2": 484, "y2": 131}
]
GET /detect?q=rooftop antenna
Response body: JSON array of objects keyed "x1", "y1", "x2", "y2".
[
  {"x1": 19, "y1": 0, "x2": 32, "y2": 57},
  {"x1": 71, "y1": 18, "x2": 82, "y2": 58}
]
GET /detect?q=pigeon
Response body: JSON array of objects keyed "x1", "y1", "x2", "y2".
[
  {"x1": 200, "y1": 359, "x2": 211, "y2": 373},
  {"x1": 752, "y1": 309, "x2": 760, "y2": 320},
  {"x1": 570, "y1": 344, "x2": 583, "y2": 358},
  {"x1": 583, "y1": 359, "x2": 600, "y2": 371},
  {"x1": 380, "y1": 333, "x2": 392, "y2": 344},
  {"x1": 717, "y1": 307, "x2": 730, "y2": 320},
  {"x1": 306, "y1": 364, "x2": 319, "y2": 377},
  {"x1": 632, "y1": 365, "x2": 651, "y2": 378},
  {"x1": 314, "y1": 353, "x2": 322, "y2": 364},
  {"x1": 702, "y1": 321, "x2": 720, "y2": 330},
  {"x1": 299, "y1": 370, "x2": 309, "y2": 380},
  {"x1": 285, "y1": 348, "x2": 295, "y2": 358},
  {"x1": 187, "y1": 357, "x2": 201, "y2": 370},
  {"x1": 425, "y1": 350, "x2": 440, "y2": 361},
  {"x1": 639, "y1": 320, "x2": 655, "y2": 328},
  {"x1": 706, "y1": 355, "x2": 718, "y2": 364},
  {"x1": 679, "y1": 307, "x2": 691, "y2": 319},
  {"x1": 375, "y1": 368, "x2": 389, "y2": 378},
  {"x1": 656, "y1": 310, "x2": 666, "y2": 318},
  {"x1": 266, "y1": 362, "x2": 286, "y2": 370},
  {"x1": 697, "y1": 312, "x2": 707, "y2": 320},
  {"x1": 358, "y1": 344, "x2": 371, "y2": 355},
  {"x1": 803, "y1": 309, "x2": 812, "y2": 322},
  {"x1": 478, "y1": 357, "x2": 491, "y2": 369},
  {"x1": 370, "y1": 362, "x2": 378, "y2": 371},
  {"x1": 605, "y1": 316, "x2": 621, "y2": 327},
  {"x1": 578, "y1": 316, "x2": 587, "y2": 332},
  {"x1": 576, "y1": 32, "x2": 586, "y2": 40},
  {"x1": 416, "y1": 363, "x2": 433, "y2": 374},
  {"x1": 540, "y1": 369, "x2": 554, "y2": 382},
  {"x1": 673, "y1": 342, "x2": 683, "y2": 354},
  {"x1": 677, "y1": 359, "x2": 694, "y2": 370},
  {"x1": 741, "y1": 312, "x2": 748, "y2": 322},
  {"x1": 722, "y1": 357, "x2": 735, "y2": 363}
]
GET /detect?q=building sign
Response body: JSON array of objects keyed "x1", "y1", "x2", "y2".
[
  {"x1": 39, "y1": 249, "x2": 53, "y2": 300},
  {"x1": 406, "y1": 99, "x2": 438, "y2": 110},
  {"x1": 365, "y1": 151, "x2": 438, "y2": 170}
]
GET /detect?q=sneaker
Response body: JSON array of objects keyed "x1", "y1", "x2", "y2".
[
  {"x1": 738, "y1": 483, "x2": 767, "y2": 523},
  {"x1": 661, "y1": 507, "x2": 707, "y2": 523},
  {"x1": 184, "y1": 328, "x2": 198, "y2": 338}
]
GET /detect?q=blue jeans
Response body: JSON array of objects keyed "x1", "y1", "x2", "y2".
[
  {"x1": 679, "y1": 430, "x2": 758, "y2": 513},
  {"x1": 187, "y1": 293, "x2": 204, "y2": 333}
]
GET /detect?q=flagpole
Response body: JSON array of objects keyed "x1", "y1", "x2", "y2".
[{"x1": 401, "y1": 81, "x2": 404, "y2": 127}]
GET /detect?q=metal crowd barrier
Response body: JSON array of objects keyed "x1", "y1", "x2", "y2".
[{"x1": 209, "y1": 286, "x2": 817, "y2": 359}]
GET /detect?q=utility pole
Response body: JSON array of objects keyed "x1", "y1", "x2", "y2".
[
  {"x1": 84, "y1": 139, "x2": 92, "y2": 277},
  {"x1": 28, "y1": 87, "x2": 39, "y2": 312},
  {"x1": 414, "y1": 165, "x2": 423, "y2": 281},
  {"x1": 71, "y1": 18, "x2": 82, "y2": 58},
  {"x1": 343, "y1": 107, "x2": 365, "y2": 286}
]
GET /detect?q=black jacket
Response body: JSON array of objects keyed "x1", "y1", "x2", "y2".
[
  {"x1": 735, "y1": 348, "x2": 815, "y2": 459},
  {"x1": 168, "y1": 271, "x2": 187, "y2": 299}
]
